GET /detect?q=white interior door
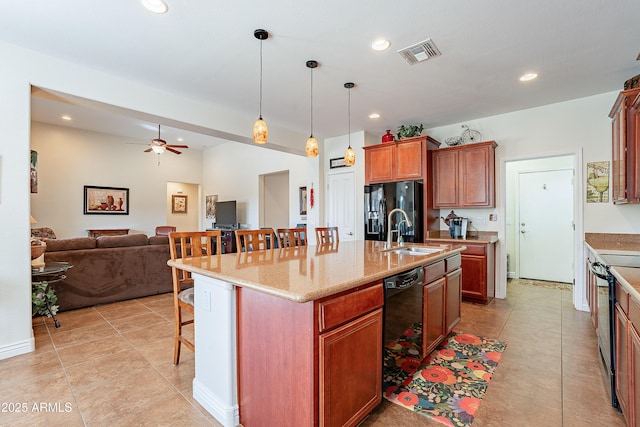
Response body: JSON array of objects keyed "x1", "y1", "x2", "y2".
[
  {"x1": 518, "y1": 169, "x2": 574, "y2": 283},
  {"x1": 327, "y1": 172, "x2": 356, "y2": 241}
]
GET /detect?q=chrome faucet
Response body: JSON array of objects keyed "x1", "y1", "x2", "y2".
[{"x1": 387, "y1": 208, "x2": 412, "y2": 248}]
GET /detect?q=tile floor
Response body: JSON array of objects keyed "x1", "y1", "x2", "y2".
[{"x1": 0, "y1": 280, "x2": 628, "y2": 426}]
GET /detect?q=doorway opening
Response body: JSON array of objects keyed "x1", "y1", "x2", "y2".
[
  {"x1": 259, "y1": 170, "x2": 289, "y2": 229},
  {"x1": 503, "y1": 153, "x2": 585, "y2": 310},
  {"x1": 166, "y1": 182, "x2": 200, "y2": 231}
]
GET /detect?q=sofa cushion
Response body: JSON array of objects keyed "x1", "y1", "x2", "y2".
[
  {"x1": 96, "y1": 234, "x2": 149, "y2": 248},
  {"x1": 149, "y1": 235, "x2": 169, "y2": 246},
  {"x1": 45, "y1": 237, "x2": 97, "y2": 252}
]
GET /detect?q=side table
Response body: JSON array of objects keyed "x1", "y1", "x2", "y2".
[{"x1": 31, "y1": 262, "x2": 73, "y2": 328}]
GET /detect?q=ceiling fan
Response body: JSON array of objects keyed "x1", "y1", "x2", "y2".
[{"x1": 145, "y1": 124, "x2": 189, "y2": 155}]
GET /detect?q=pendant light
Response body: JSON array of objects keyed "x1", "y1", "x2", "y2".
[
  {"x1": 305, "y1": 60, "x2": 319, "y2": 157},
  {"x1": 253, "y1": 29, "x2": 269, "y2": 144},
  {"x1": 343, "y1": 82, "x2": 356, "y2": 166}
]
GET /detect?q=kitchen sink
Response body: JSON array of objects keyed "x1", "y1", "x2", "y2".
[{"x1": 383, "y1": 246, "x2": 445, "y2": 256}]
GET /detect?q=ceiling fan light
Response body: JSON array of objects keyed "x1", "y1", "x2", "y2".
[
  {"x1": 151, "y1": 145, "x2": 166, "y2": 154},
  {"x1": 141, "y1": 0, "x2": 168, "y2": 14},
  {"x1": 253, "y1": 118, "x2": 268, "y2": 144},
  {"x1": 305, "y1": 136, "x2": 318, "y2": 157}
]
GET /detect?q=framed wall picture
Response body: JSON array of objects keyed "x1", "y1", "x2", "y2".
[
  {"x1": 172, "y1": 194, "x2": 188, "y2": 214},
  {"x1": 329, "y1": 157, "x2": 347, "y2": 169},
  {"x1": 206, "y1": 194, "x2": 218, "y2": 220},
  {"x1": 84, "y1": 185, "x2": 129, "y2": 214},
  {"x1": 586, "y1": 161, "x2": 609, "y2": 203},
  {"x1": 299, "y1": 186, "x2": 308, "y2": 215}
]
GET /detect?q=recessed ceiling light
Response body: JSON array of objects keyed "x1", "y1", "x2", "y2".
[
  {"x1": 369, "y1": 113, "x2": 381, "y2": 119},
  {"x1": 371, "y1": 39, "x2": 390, "y2": 51},
  {"x1": 61, "y1": 115, "x2": 71, "y2": 121},
  {"x1": 177, "y1": 137, "x2": 184, "y2": 142},
  {"x1": 519, "y1": 73, "x2": 538, "y2": 82},
  {"x1": 141, "y1": 0, "x2": 168, "y2": 14}
]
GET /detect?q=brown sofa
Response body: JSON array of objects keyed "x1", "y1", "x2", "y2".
[{"x1": 43, "y1": 233, "x2": 173, "y2": 311}]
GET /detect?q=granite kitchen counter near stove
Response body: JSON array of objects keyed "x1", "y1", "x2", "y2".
[{"x1": 585, "y1": 232, "x2": 640, "y2": 300}]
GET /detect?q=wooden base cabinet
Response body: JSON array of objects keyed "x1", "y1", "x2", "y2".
[
  {"x1": 423, "y1": 277, "x2": 446, "y2": 356},
  {"x1": 445, "y1": 268, "x2": 462, "y2": 332},
  {"x1": 631, "y1": 323, "x2": 640, "y2": 427},
  {"x1": 320, "y1": 309, "x2": 382, "y2": 427},
  {"x1": 422, "y1": 253, "x2": 462, "y2": 356},
  {"x1": 237, "y1": 282, "x2": 383, "y2": 427},
  {"x1": 616, "y1": 302, "x2": 630, "y2": 421}
]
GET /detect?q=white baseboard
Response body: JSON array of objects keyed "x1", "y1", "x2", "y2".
[
  {"x1": 193, "y1": 378, "x2": 239, "y2": 427},
  {"x1": 0, "y1": 336, "x2": 35, "y2": 361},
  {"x1": 507, "y1": 271, "x2": 516, "y2": 279}
]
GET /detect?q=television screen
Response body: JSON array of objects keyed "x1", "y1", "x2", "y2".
[{"x1": 215, "y1": 200, "x2": 237, "y2": 228}]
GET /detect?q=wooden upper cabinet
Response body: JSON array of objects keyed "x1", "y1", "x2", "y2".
[
  {"x1": 364, "y1": 143, "x2": 394, "y2": 184},
  {"x1": 396, "y1": 139, "x2": 424, "y2": 180},
  {"x1": 363, "y1": 136, "x2": 440, "y2": 184},
  {"x1": 432, "y1": 141, "x2": 497, "y2": 208},
  {"x1": 432, "y1": 149, "x2": 459, "y2": 207},
  {"x1": 610, "y1": 88, "x2": 640, "y2": 204}
]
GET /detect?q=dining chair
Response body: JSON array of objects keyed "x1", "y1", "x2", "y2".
[
  {"x1": 315, "y1": 226, "x2": 339, "y2": 244},
  {"x1": 277, "y1": 227, "x2": 307, "y2": 248},
  {"x1": 168, "y1": 230, "x2": 222, "y2": 364},
  {"x1": 235, "y1": 228, "x2": 274, "y2": 252}
]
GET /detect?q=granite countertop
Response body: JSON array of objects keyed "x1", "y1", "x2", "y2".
[
  {"x1": 167, "y1": 240, "x2": 464, "y2": 303},
  {"x1": 426, "y1": 230, "x2": 498, "y2": 244},
  {"x1": 585, "y1": 233, "x2": 640, "y2": 300}
]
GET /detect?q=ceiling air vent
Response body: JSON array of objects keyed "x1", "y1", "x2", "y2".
[{"x1": 398, "y1": 38, "x2": 441, "y2": 65}]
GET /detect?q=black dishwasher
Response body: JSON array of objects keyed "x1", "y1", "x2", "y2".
[{"x1": 383, "y1": 266, "x2": 424, "y2": 351}]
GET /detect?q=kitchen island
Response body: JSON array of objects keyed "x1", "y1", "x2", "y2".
[{"x1": 167, "y1": 240, "x2": 464, "y2": 427}]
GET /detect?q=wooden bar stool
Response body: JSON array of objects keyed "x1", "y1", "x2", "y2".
[
  {"x1": 168, "y1": 231, "x2": 221, "y2": 364},
  {"x1": 235, "y1": 228, "x2": 274, "y2": 252},
  {"x1": 315, "y1": 226, "x2": 339, "y2": 244},
  {"x1": 277, "y1": 227, "x2": 306, "y2": 248}
]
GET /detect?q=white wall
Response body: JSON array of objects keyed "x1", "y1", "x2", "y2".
[
  {"x1": 201, "y1": 141, "x2": 319, "y2": 233},
  {"x1": 30, "y1": 122, "x2": 203, "y2": 238},
  {"x1": 0, "y1": 40, "x2": 306, "y2": 360},
  {"x1": 426, "y1": 91, "x2": 640, "y2": 305}
]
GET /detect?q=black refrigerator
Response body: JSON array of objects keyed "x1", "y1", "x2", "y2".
[{"x1": 364, "y1": 181, "x2": 423, "y2": 243}]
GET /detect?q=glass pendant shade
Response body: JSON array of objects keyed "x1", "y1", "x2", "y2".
[
  {"x1": 305, "y1": 60, "x2": 319, "y2": 157},
  {"x1": 253, "y1": 29, "x2": 269, "y2": 145},
  {"x1": 253, "y1": 117, "x2": 268, "y2": 144},
  {"x1": 343, "y1": 82, "x2": 356, "y2": 166},
  {"x1": 305, "y1": 135, "x2": 318, "y2": 157},
  {"x1": 344, "y1": 145, "x2": 356, "y2": 166}
]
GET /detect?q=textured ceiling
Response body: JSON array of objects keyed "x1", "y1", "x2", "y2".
[{"x1": 3, "y1": 0, "x2": 640, "y2": 149}]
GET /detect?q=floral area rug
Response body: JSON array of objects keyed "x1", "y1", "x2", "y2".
[{"x1": 383, "y1": 324, "x2": 507, "y2": 427}]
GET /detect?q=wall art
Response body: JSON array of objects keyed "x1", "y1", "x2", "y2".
[
  {"x1": 586, "y1": 161, "x2": 609, "y2": 203},
  {"x1": 206, "y1": 194, "x2": 218, "y2": 219},
  {"x1": 172, "y1": 194, "x2": 188, "y2": 214},
  {"x1": 84, "y1": 185, "x2": 129, "y2": 214}
]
